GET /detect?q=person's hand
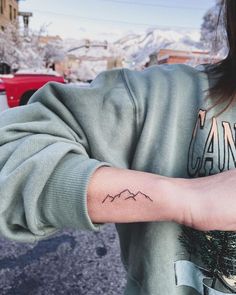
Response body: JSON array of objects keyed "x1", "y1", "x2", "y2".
[{"x1": 179, "y1": 169, "x2": 236, "y2": 231}]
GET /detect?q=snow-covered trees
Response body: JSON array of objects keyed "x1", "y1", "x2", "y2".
[
  {"x1": 0, "y1": 24, "x2": 65, "y2": 71},
  {"x1": 200, "y1": 0, "x2": 227, "y2": 57},
  {"x1": 0, "y1": 23, "x2": 23, "y2": 68},
  {"x1": 43, "y1": 41, "x2": 65, "y2": 69}
]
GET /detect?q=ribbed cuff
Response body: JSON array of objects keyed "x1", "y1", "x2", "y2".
[{"x1": 39, "y1": 153, "x2": 112, "y2": 231}]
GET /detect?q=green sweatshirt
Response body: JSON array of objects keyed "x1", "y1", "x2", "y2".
[{"x1": 0, "y1": 64, "x2": 235, "y2": 295}]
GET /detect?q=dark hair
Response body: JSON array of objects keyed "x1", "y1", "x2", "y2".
[{"x1": 204, "y1": 0, "x2": 236, "y2": 116}]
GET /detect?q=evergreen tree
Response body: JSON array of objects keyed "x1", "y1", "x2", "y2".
[{"x1": 179, "y1": 227, "x2": 236, "y2": 292}]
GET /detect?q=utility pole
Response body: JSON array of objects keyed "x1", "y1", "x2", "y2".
[{"x1": 18, "y1": 11, "x2": 33, "y2": 36}]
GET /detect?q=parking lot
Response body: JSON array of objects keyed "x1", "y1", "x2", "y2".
[{"x1": 0, "y1": 224, "x2": 127, "y2": 295}]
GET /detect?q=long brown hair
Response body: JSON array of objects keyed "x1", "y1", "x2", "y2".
[{"x1": 203, "y1": 0, "x2": 236, "y2": 115}]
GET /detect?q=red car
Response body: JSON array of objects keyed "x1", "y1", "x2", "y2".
[{"x1": 0, "y1": 70, "x2": 65, "y2": 108}]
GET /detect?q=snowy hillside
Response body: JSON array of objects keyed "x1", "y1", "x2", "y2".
[
  {"x1": 63, "y1": 27, "x2": 203, "y2": 79},
  {"x1": 115, "y1": 27, "x2": 203, "y2": 68}
]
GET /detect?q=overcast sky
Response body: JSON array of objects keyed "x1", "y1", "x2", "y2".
[{"x1": 19, "y1": 0, "x2": 216, "y2": 41}]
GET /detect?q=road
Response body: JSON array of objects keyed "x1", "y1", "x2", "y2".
[
  {"x1": 0, "y1": 102, "x2": 127, "y2": 295},
  {"x1": 0, "y1": 225, "x2": 127, "y2": 295}
]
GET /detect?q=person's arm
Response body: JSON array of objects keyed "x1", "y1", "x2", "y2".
[
  {"x1": 1, "y1": 65, "x2": 235, "y2": 245},
  {"x1": 0, "y1": 69, "x2": 141, "y2": 243},
  {"x1": 175, "y1": 168, "x2": 236, "y2": 232},
  {"x1": 87, "y1": 166, "x2": 184, "y2": 224},
  {"x1": 87, "y1": 166, "x2": 236, "y2": 232}
]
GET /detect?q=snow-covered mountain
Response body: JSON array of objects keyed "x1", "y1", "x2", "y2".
[
  {"x1": 63, "y1": 27, "x2": 204, "y2": 80},
  {"x1": 116, "y1": 27, "x2": 202, "y2": 68}
]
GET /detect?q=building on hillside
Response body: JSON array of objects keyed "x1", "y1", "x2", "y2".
[
  {"x1": 145, "y1": 49, "x2": 220, "y2": 67},
  {"x1": 0, "y1": 0, "x2": 19, "y2": 31}
]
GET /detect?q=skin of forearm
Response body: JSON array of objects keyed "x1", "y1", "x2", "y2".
[
  {"x1": 178, "y1": 169, "x2": 236, "y2": 231},
  {"x1": 88, "y1": 167, "x2": 236, "y2": 231},
  {"x1": 87, "y1": 166, "x2": 187, "y2": 224}
]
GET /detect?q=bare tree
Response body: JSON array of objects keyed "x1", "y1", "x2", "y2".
[{"x1": 200, "y1": 0, "x2": 227, "y2": 57}]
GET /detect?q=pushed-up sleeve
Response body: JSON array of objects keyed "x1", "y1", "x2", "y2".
[{"x1": 0, "y1": 68, "x2": 137, "y2": 243}]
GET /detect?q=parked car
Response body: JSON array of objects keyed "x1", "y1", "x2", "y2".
[{"x1": 0, "y1": 69, "x2": 65, "y2": 108}]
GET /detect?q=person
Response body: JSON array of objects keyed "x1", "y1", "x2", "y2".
[{"x1": 1, "y1": 0, "x2": 236, "y2": 294}]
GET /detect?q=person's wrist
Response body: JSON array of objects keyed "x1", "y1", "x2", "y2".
[{"x1": 156, "y1": 176, "x2": 190, "y2": 225}]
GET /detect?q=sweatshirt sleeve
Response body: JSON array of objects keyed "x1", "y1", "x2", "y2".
[{"x1": 0, "y1": 68, "x2": 137, "y2": 243}]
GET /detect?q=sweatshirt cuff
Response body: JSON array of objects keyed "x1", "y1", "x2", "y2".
[{"x1": 39, "y1": 153, "x2": 112, "y2": 232}]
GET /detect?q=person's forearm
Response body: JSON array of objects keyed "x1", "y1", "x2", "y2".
[
  {"x1": 177, "y1": 169, "x2": 236, "y2": 231},
  {"x1": 88, "y1": 167, "x2": 236, "y2": 231},
  {"x1": 87, "y1": 166, "x2": 186, "y2": 224}
]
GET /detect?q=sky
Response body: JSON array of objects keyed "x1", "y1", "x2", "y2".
[{"x1": 19, "y1": 0, "x2": 216, "y2": 41}]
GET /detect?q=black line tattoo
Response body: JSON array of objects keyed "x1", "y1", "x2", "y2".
[{"x1": 102, "y1": 189, "x2": 153, "y2": 203}]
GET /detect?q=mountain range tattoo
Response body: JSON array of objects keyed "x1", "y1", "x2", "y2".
[{"x1": 102, "y1": 189, "x2": 153, "y2": 203}]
